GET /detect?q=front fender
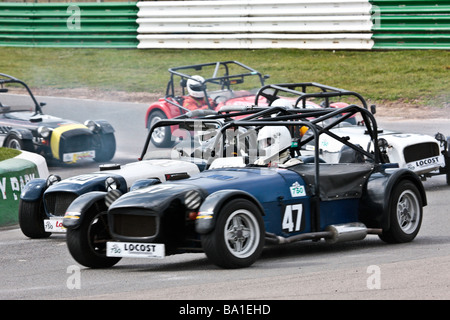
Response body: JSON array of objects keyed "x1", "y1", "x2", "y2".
[
  {"x1": 359, "y1": 168, "x2": 426, "y2": 230},
  {"x1": 195, "y1": 189, "x2": 265, "y2": 234},
  {"x1": 20, "y1": 178, "x2": 47, "y2": 201},
  {"x1": 63, "y1": 191, "x2": 107, "y2": 230},
  {"x1": 5, "y1": 128, "x2": 33, "y2": 142},
  {"x1": 95, "y1": 119, "x2": 115, "y2": 134}
]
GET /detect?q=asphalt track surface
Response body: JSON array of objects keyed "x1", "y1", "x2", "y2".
[{"x1": 1, "y1": 95, "x2": 449, "y2": 302}]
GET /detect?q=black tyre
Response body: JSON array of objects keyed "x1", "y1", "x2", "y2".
[
  {"x1": 5, "y1": 133, "x2": 33, "y2": 151},
  {"x1": 201, "y1": 199, "x2": 265, "y2": 269},
  {"x1": 379, "y1": 180, "x2": 423, "y2": 244},
  {"x1": 94, "y1": 133, "x2": 116, "y2": 162},
  {"x1": 18, "y1": 199, "x2": 51, "y2": 239},
  {"x1": 148, "y1": 110, "x2": 172, "y2": 148},
  {"x1": 66, "y1": 207, "x2": 120, "y2": 268}
]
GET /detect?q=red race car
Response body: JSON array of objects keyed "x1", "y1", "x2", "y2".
[
  {"x1": 145, "y1": 61, "x2": 363, "y2": 147},
  {"x1": 145, "y1": 61, "x2": 270, "y2": 147}
]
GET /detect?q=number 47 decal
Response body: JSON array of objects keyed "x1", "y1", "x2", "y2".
[{"x1": 282, "y1": 204, "x2": 303, "y2": 233}]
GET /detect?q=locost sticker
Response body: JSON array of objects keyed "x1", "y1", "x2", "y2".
[
  {"x1": 106, "y1": 242, "x2": 165, "y2": 259},
  {"x1": 44, "y1": 218, "x2": 66, "y2": 233}
]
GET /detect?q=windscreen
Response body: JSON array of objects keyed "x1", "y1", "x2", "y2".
[{"x1": 143, "y1": 120, "x2": 222, "y2": 164}]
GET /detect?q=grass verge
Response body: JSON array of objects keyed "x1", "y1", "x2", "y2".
[
  {"x1": 0, "y1": 148, "x2": 21, "y2": 162},
  {"x1": 0, "y1": 47, "x2": 448, "y2": 109}
]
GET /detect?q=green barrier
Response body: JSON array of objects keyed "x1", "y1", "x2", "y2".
[
  {"x1": 371, "y1": 0, "x2": 450, "y2": 49},
  {"x1": 0, "y1": 2, "x2": 138, "y2": 48},
  {"x1": 0, "y1": 158, "x2": 40, "y2": 227}
]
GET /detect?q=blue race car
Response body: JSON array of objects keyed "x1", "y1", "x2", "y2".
[{"x1": 64, "y1": 104, "x2": 427, "y2": 269}]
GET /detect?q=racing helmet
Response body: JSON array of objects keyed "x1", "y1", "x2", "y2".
[
  {"x1": 187, "y1": 75, "x2": 206, "y2": 98},
  {"x1": 256, "y1": 126, "x2": 292, "y2": 164},
  {"x1": 270, "y1": 98, "x2": 294, "y2": 108}
]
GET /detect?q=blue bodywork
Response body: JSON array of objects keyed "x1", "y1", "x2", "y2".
[
  {"x1": 106, "y1": 164, "x2": 368, "y2": 240},
  {"x1": 21, "y1": 172, "x2": 126, "y2": 218}
]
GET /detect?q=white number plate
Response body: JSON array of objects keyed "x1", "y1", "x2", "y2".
[
  {"x1": 106, "y1": 242, "x2": 165, "y2": 259},
  {"x1": 44, "y1": 219, "x2": 66, "y2": 233},
  {"x1": 63, "y1": 150, "x2": 95, "y2": 162}
]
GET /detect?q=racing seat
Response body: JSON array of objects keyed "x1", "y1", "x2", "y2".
[{"x1": 338, "y1": 145, "x2": 365, "y2": 164}]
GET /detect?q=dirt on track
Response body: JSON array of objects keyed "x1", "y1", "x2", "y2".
[{"x1": 34, "y1": 88, "x2": 450, "y2": 120}]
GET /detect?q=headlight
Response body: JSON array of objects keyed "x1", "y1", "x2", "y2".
[
  {"x1": 37, "y1": 126, "x2": 51, "y2": 138},
  {"x1": 46, "y1": 174, "x2": 61, "y2": 187},
  {"x1": 84, "y1": 120, "x2": 101, "y2": 133}
]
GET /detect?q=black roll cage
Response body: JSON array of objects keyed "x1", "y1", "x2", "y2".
[
  {"x1": 254, "y1": 82, "x2": 368, "y2": 109},
  {"x1": 164, "y1": 61, "x2": 269, "y2": 113},
  {"x1": 139, "y1": 107, "x2": 268, "y2": 161},
  {"x1": 0, "y1": 73, "x2": 45, "y2": 115},
  {"x1": 211, "y1": 104, "x2": 382, "y2": 233}
]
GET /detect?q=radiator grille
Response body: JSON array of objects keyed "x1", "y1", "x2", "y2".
[
  {"x1": 404, "y1": 142, "x2": 440, "y2": 163},
  {"x1": 44, "y1": 192, "x2": 79, "y2": 216},
  {"x1": 59, "y1": 130, "x2": 93, "y2": 155},
  {"x1": 112, "y1": 212, "x2": 157, "y2": 238}
]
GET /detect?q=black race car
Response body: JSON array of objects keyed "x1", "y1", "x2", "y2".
[{"x1": 0, "y1": 73, "x2": 115, "y2": 163}]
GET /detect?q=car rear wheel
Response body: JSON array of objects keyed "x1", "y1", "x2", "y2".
[
  {"x1": 201, "y1": 199, "x2": 264, "y2": 268},
  {"x1": 18, "y1": 199, "x2": 51, "y2": 239},
  {"x1": 66, "y1": 208, "x2": 120, "y2": 268},
  {"x1": 5, "y1": 134, "x2": 33, "y2": 151},
  {"x1": 379, "y1": 180, "x2": 423, "y2": 243}
]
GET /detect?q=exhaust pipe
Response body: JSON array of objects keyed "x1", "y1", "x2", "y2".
[
  {"x1": 265, "y1": 222, "x2": 378, "y2": 245},
  {"x1": 325, "y1": 222, "x2": 367, "y2": 244}
]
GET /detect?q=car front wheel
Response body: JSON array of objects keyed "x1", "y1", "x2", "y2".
[
  {"x1": 94, "y1": 133, "x2": 116, "y2": 162},
  {"x1": 66, "y1": 208, "x2": 120, "y2": 268},
  {"x1": 201, "y1": 199, "x2": 265, "y2": 268},
  {"x1": 18, "y1": 199, "x2": 51, "y2": 239}
]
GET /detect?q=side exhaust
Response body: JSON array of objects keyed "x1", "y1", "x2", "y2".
[{"x1": 265, "y1": 223, "x2": 381, "y2": 245}]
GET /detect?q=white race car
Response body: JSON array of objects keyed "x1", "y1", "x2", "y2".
[{"x1": 306, "y1": 121, "x2": 450, "y2": 184}]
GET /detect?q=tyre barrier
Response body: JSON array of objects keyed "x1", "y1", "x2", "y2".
[{"x1": 0, "y1": 149, "x2": 49, "y2": 227}]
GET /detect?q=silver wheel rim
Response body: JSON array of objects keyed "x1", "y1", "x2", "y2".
[
  {"x1": 224, "y1": 209, "x2": 260, "y2": 259},
  {"x1": 150, "y1": 115, "x2": 165, "y2": 144},
  {"x1": 397, "y1": 190, "x2": 420, "y2": 234}
]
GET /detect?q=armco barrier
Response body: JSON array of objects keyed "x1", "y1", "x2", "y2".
[
  {"x1": 136, "y1": 0, "x2": 375, "y2": 49},
  {"x1": 0, "y1": 150, "x2": 48, "y2": 227},
  {"x1": 0, "y1": 1, "x2": 448, "y2": 49},
  {"x1": 0, "y1": 2, "x2": 138, "y2": 48}
]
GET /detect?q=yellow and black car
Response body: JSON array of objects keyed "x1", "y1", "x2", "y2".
[{"x1": 0, "y1": 73, "x2": 115, "y2": 164}]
